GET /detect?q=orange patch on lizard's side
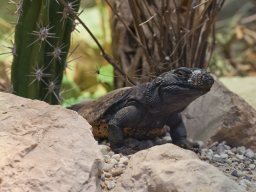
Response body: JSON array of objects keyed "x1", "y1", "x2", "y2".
[{"x1": 92, "y1": 123, "x2": 168, "y2": 140}]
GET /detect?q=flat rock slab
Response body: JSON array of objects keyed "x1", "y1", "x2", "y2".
[
  {"x1": 0, "y1": 93, "x2": 104, "y2": 192},
  {"x1": 182, "y1": 75, "x2": 256, "y2": 152},
  {"x1": 113, "y1": 144, "x2": 246, "y2": 192}
]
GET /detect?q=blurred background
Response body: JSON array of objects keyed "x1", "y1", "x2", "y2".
[{"x1": 0, "y1": 0, "x2": 256, "y2": 108}]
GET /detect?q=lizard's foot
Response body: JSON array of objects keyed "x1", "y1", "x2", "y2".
[
  {"x1": 174, "y1": 139, "x2": 200, "y2": 154},
  {"x1": 112, "y1": 146, "x2": 137, "y2": 155}
]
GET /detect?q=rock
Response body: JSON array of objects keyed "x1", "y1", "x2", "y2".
[
  {"x1": 182, "y1": 76, "x2": 256, "y2": 152},
  {"x1": 109, "y1": 159, "x2": 118, "y2": 168},
  {"x1": 146, "y1": 140, "x2": 154, "y2": 148},
  {"x1": 249, "y1": 164, "x2": 255, "y2": 169},
  {"x1": 103, "y1": 155, "x2": 111, "y2": 160},
  {"x1": 212, "y1": 156, "x2": 225, "y2": 163},
  {"x1": 231, "y1": 171, "x2": 238, "y2": 177},
  {"x1": 237, "y1": 171, "x2": 246, "y2": 177},
  {"x1": 225, "y1": 159, "x2": 232, "y2": 164},
  {"x1": 245, "y1": 150, "x2": 254, "y2": 159},
  {"x1": 238, "y1": 163, "x2": 245, "y2": 170},
  {"x1": 102, "y1": 163, "x2": 112, "y2": 172},
  {"x1": 138, "y1": 141, "x2": 148, "y2": 150},
  {"x1": 239, "y1": 180, "x2": 247, "y2": 187},
  {"x1": 104, "y1": 172, "x2": 112, "y2": 178},
  {"x1": 112, "y1": 167, "x2": 124, "y2": 176},
  {"x1": 119, "y1": 157, "x2": 129, "y2": 165},
  {"x1": 99, "y1": 145, "x2": 112, "y2": 155},
  {"x1": 220, "y1": 154, "x2": 228, "y2": 159},
  {"x1": 112, "y1": 154, "x2": 121, "y2": 161},
  {"x1": 106, "y1": 181, "x2": 115, "y2": 190},
  {"x1": 162, "y1": 136, "x2": 172, "y2": 144},
  {"x1": 112, "y1": 144, "x2": 245, "y2": 192},
  {"x1": 224, "y1": 145, "x2": 231, "y2": 150},
  {"x1": 236, "y1": 154, "x2": 245, "y2": 160},
  {"x1": 115, "y1": 163, "x2": 126, "y2": 169},
  {"x1": 237, "y1": 147, "x2": 246, "y2": 155},
  {"x1": 153, "y1": 137, "x2": 162, "y2": 145},
  {"x1": 244, "y1": 176, "x2": 252, "y2": 181},
  {"x1": 108, "y1": 151, "x2": 115, "y2": 157},
  {"x1": 209, "y1": 141, "x2": 218, "y2": 148},
  {"x1": 0, "y1": 93, "x2": 104, "y2": 192},
  {"x1": 244, "y1": 160, "x2": 251, "y2": 165},
  {"x1": 197, "y1": 141, "x2": 204, "y2": 147}
]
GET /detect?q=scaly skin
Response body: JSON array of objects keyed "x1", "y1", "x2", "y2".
[{"x1": 78, "y1": 67, "x2": 214, "y2": 155}]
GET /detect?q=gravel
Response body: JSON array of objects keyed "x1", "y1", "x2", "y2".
[{"x1": 97, "y1": 135, "x2": 256, "y2": 192}]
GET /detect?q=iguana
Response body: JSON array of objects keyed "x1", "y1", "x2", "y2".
[{"x1": 78, "y1": 67, "x2": 214, "y2": 154}]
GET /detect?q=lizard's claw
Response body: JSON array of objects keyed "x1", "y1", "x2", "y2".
[
  {"x1": 112, "y1": 146, "x2": 136, "y2": 155},
  {"x1": 174, "y1": 139, "x2": 200, "y2": 154}
]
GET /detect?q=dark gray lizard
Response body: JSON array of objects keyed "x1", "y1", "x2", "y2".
[{"x1": 78, "y1": 67, "x2": 214, "y2": 154}]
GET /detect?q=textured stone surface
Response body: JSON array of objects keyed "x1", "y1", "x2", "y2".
[
  {"x1": 112, "y1": 144, "x2": 245, "y2": 192},
  {"x1": 182, "y1": 75, "x2": 256, "y2": 152},
  {"x1": 0, "y1": 93, "x2": 104, "y2": 192}
]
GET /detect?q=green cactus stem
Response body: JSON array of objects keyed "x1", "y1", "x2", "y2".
[{"x1": 11, "y1": 0, "x2": 81, "y2": 104}]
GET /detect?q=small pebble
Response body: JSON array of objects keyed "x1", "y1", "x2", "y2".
[
  {"x1": 119, "y1": 157, "x2": 129, "y2": 165},
  {"x1": 227, "y1": 150, "x2": 234, "y2": 156},
  {"x1": 94, "y1": 137, "x2": 100, "y2": 142},
  {"x1": 242, "y1": 168, "x2": 250, "y2": 171},
  {"x1": 244, "y1": 160, "x2": 251, "y2": 165},
  {"x1": 238, "y1": 163, "x2": 245, "y2": 170},
  {"x1": 108, "y1": 151, "x2": 115, "y2": 157},
  {"x1": 112, "y1": 167, "x2": 124, "y2": 176},
  {"x1": 239, "y1": 180, "x2": 247, "y2": 187},
  {"x1": 209, "y1": 141, "x2": 218, "y2": 148},
  {"x1": 106, "y1": 181, "x2": 115, "y2": 190},
  {"x1": 99, "y1": 145, "x2": 111, "y2": 155},
  {"x1": 243, "y1": 179, "x2": 252, "y2": 187},
  {"x1": 147, "y1": 140, "x2": 154, "y2": 148},
  {"x1": 224, "y1": 159, "x2": 232, "y2": 164},
  {"x1": 138, "y1": 141, "x2": 148, "y2": 150},
  {"x1": 153, "y1": 137, "x2": 162, "y2": 145},
  {"x1": 115, "y1": 163, "x2": 126, "y2": 169},
  {"x1": 104, "y1": 172, "x2": 112, "y2": 178},
  {"x1": 231, "y1": 170, "x2": 237, "y2": 177},
  {"x1": 112, "y1": 154, "x2": 120, "y2": 161},
  {"x1": 211, "y1": 146, "x2": 217, "y2": 152},
  {"x1": 231, "y1": 147, "x2": 237, "y2": 153},
  {"x1": 220, "y1": 154, "x2": 228, "y2": 159},
  {"x1": 212, "y1": 156, "x2": 225, "y2": 163},
  {"x1": 103, "y1": 155, "x2": 111, "y2": 160},
  {"x1": 237, "y1": 147, "x2": 246, "y2": 155},
  {"x1": 217, "y1": 145, "x2": 225, "y2": 152},
  {"x1": 224, "y1": 145, "x2": 231, "y2": 150},
  {"x1": 236, "y1": 154, "x2": 245, "y2": 160},
  {"x1": 243, "y1": 176, "x2": 252, "y2": 181},
  {"x1": 102, "y1": 163, "x2": 112, "y2": 172},
  {"x1": 109, "y1": 159, "x2": 118, "y2": 168},
  {"x1": 245, "y1": 150, "x2": 254, "y2": 159},
  {"x1": 237, "y1": 170, "x2": 246, "y2": 177},
  {"x1": 162, "y1": 136, "x2": 172, "y2": 144},
  {"x1": 197, "y1": 141, "x2": 204, "y2": 148},
  {"x1": 249, "y1": 164, "x2": 255, "y2": 169}
]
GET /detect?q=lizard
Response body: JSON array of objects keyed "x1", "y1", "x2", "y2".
[{"x1": 78, "y1": 67, "x2": 214, "y2": 154}]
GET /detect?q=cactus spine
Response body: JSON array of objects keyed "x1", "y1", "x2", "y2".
[{"x1": 10, "y1": 0, "x2": 81, "y2": 104}]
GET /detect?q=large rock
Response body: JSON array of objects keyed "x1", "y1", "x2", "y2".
[
  {"x1": 113, "y1": 144, "x2": 245, "y2": 192},
  {"x1": 182, "y1": 76, "x2": 256, "y2": 151},
  {"x1": 0, "y1": 93, "x2": 104, "y2": 192}
]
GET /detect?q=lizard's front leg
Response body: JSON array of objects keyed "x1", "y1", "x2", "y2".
[
  {"x1": 108, "y1": 105, "x2": 142, "y2": 155},
  {"x1": 166, "y1": 113, "x2": 200, "y2": 153}
]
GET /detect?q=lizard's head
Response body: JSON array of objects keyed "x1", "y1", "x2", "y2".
[
  {"x1": 145, "y1": 67, "x2": 214, "y2": 112},
  {"x1": 159, "y1": 67, "x2": 214, "y2": 104}
]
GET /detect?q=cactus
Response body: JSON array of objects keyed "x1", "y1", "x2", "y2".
[{"x1": 9, "y1": 0, "x2": 81, "y2": 104}]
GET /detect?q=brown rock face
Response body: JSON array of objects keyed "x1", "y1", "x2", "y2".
[
  {"x1": 0, "y1": 93, "x2": 104, "y2": 192},
  {"x1": 112, "y1": 144, "x2": 245, "y2": 192},
  {"x1": 182, "y1": 75, "x2": 256, "y2": 151}
]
